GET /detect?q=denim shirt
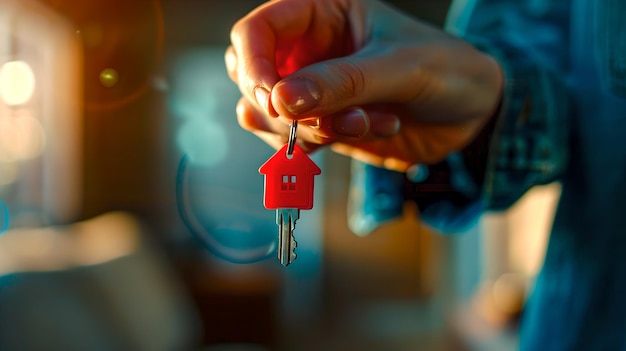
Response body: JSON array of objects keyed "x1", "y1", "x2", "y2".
[{"x1": 349, "y1": 0, "x2": 626, "y2": 349}]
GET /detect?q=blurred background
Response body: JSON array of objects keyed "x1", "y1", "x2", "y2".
[{"x1": 0, "y1": 0, "x2": 561, "y2": 350}]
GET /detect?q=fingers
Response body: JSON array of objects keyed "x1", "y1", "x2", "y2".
[
  {"x1": 236, "y1": 97, "x2": 400, "y2": 148},
  {"x1": 237, "y1": 96, "x2": 347, "y2": 147},
  {"x1": 236, "y1": 97, "x2": 282, "y2": 134},
  {"x1": 363, "y1": 108, "x2": 401, "y2": 138},
  {"x1": 224, "y1": 46, "x2": 238, "y2": 84},
  {"x1": 229, "y1": 2, "x2": 282, "y2": 102},
  {"x1": 229, "y1": 0, "x2": 358, "y2": 117},
  {"x1": 331, "y1": 142, "x2": 413, "y2": 172},
  {"x1": 228, "y1": 0, "x2": 501, "y2": 174},
  {"x1": 269, "y1": 44, "x2": 428, "y2": 120}
]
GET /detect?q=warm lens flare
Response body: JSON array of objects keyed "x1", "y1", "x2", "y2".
[
  {"x1": 99, "y1": 68, "x2": 119, "y2": 88},
  {"x1": 0, "y1": 113, "x2": 46, "y2": 161},
  {"x1": 0, "y1": 61, "x2": 36, "y2": 106}
]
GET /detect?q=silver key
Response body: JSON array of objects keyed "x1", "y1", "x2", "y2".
[
  {"x1": 259, "y1": 120, "x2": 320, "y2": 266},
  {"x1": 276, "y1": 208, "x2": 299, "y2": 266}
]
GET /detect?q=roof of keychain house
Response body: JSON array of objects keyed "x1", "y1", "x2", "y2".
[{"x1": 259, "y1": 143, "x2": 321, "y2": 210}]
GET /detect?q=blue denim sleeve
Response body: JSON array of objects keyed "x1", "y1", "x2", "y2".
[{"x1": 348, "y1": 0, "x2": 572, "y2": 236}]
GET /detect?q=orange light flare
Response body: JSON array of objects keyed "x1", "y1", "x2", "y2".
[{"x1": 42, "y1": 0, "x2": 165, "y2": 111}]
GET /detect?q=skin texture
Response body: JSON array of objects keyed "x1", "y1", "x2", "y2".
[{"x1": 226, "y1": 0, "x2": 503, "y2": 172}]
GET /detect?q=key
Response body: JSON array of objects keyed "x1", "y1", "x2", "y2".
[
  {"x1": 277, "y1": 208, "x2": 299, "y2": 266},
  {"x1": 259, "y1": 121, "x2": 321, "y2": 266}
]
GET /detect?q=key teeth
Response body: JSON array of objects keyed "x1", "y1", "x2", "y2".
[
  {"x1": 290, "y1": 237, "x2": 297, "y2": 262},
  {"x1": 276, "y1": 209, "x2": 301, "y2": 267}
]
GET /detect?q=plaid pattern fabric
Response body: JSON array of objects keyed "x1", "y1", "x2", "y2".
[
  {"x1": 594, "y1": 0, "x2": 626, "y2": 97},
  {"x1": 349, "y1": 1, "x2": 626, "y2": 349},
  {"x1": 350, "y1": 0, "x2": 572, "y2": 234}
]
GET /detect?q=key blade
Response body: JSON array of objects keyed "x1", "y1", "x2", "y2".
[
  {"x1": 277, "y1": 209, "x2": 299, "y2": 266},
  {"x1": 278, "y1": 219, "x2": 295, "y2": 266}
]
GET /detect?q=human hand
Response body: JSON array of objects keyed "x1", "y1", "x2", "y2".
[{"x1": 226, "y1": 0, "x2": 503, "y2": 171}]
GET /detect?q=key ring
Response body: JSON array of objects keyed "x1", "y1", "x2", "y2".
[{"x1": 287, "y1": 120, "x2": 298, "y2": 156}]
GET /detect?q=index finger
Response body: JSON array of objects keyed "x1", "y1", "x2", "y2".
[{"x1": 229, "y1": 0, "x2": 347, "y2": 115}]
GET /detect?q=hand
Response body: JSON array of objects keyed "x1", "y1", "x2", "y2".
[{"x1": 226, "y1": 0, "x2": 503, "y2": 172}]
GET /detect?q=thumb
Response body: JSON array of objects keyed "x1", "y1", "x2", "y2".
[{"x1": 269, "y1": 48, "x2": 424, "y2": 118}]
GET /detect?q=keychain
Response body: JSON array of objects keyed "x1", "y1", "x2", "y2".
[{"x1": 259, "y1": 121, "x2": 321, "y2": 266}]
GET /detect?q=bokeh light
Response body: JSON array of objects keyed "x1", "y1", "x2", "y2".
[
  {"x1": 99, "y1": 68, "x2": 119, "y2": 88},
  {"x1": 176, "y1": 119, "x2": 228, "y2": 167},
  {"x1": 0, "y1": 113, "x2": 46, "y2": 161},
  {"x1": 406, "y1": 164, "x2": 429, "y2": 183},
  {"x1": 170, "y1": 48, "x2": 282, "y2": 264},
  {"x1": 177, "y1": 162, "x2": 277, "y2": 264},
  {"x1": 0, "y1": 61, "x2": 36, "y2": 106},
  {"x1": 0, "y1": 162, "x2": 18, "y2": 186}
]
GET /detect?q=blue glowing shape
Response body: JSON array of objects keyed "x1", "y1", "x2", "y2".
[
  {"x1": 0, "y1": 199, "x2": 8, "y2": 235},
  {"x1": 176, "y1": 119, "x2": 228, "y2": 167},
  {"x1": 177, "y1": 156, "x2": 276, "y2": 264},
  {"x1": 406, "y1": 164, "x2": 429, "y2": 183},
  {"x1": 169, "y1": 93, "x2": 218, "y2": 121}
]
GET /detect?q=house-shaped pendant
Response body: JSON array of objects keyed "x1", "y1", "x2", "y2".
[{"x1": 259, "y1": 143, "x2": 321, "y2": 210}]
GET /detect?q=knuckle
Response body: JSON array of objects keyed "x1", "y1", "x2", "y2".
[
  {"x1": 331, "y1": 60, "x2": 366, "y2": 100},
  {"x1": 230, "y1": 18, "x2": 247, "y2": 44}
]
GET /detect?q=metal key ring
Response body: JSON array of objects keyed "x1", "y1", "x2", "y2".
[{"x1": 287, "y1": 120, "x2": 298, "y2": 156}]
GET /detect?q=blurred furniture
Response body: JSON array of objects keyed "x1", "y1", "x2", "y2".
[
  {"x1": 0, "y1": 0, "x2": 83, "y2": 227},
  {"x1": 0, "y1": 212, "x2": 200, "y2": 351}
]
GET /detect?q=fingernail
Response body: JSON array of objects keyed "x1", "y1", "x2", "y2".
[
  {"x1": 254, "y1": 87, "x2": 270, "y2": 110},
  {"x1": 333, "y1": 109, "x2": 369, "y2": 138},
  {"x1": 300, "y1": 117, "x2": 321, "y2": 129},
  {"x1": 371, "y1": 114, "x2": 401, "y2": 137},
  {"x1": 275, "y1": 78, "x2": 321, "y2": 115}
]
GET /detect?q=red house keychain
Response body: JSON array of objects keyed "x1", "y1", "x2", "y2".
[{"x1": 259, "y1": 121, "x2": 321, "y2": 266}]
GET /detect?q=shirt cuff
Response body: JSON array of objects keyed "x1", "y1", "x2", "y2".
[
  {"x1": 346, "y1": 37, "x2": 571, "y2": 236},
  {"x1": 466, "y1": 36, "x2": 571, "y2": 211}
]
